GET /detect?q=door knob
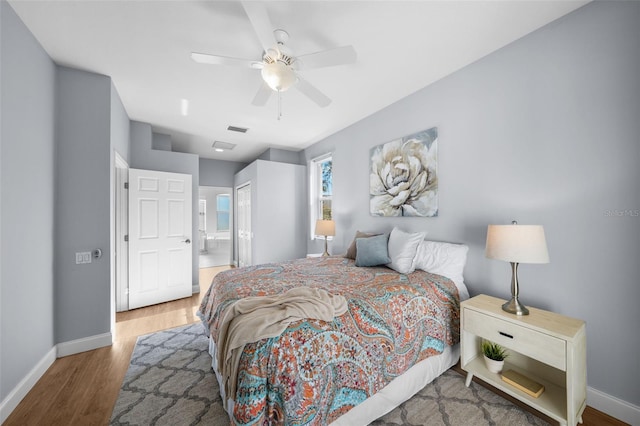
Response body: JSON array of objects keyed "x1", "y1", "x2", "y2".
[{"x1": 182, "y1": 238, "x2": 191, "y2": 244}]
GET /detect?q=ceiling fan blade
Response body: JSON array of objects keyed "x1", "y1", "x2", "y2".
[
  {"x1": 252, "y1": 81, "x2": 273, "y2": 106},
  {"x1": 191, "y1": 52, "x2": 261, "y2": 68},
  {"x1": 295, "y1": 76, "x2": 331, "y2": 107},
  {"x1": 242, "y1": 2, "x2": 276, "y2": 53},
  {"x1": 297, "y1": 45, "x2": 357, "y2": 70}
]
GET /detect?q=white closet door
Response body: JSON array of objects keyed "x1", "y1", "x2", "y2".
[
  {"x1": 237, "y1": 183, "x2": 252, "y2": 267},
  {"x1": 128, "y1": 168, "x2": 192, "y2": 309}
]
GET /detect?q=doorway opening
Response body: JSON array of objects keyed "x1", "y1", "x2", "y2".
[
  {"x1": 198, "y1": 186, "x2": 233, "y2": 268},
  {"x1": 114, "y1": 152, "x2": 129, "y2": 315}
]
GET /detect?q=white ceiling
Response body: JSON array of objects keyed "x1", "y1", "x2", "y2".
[{"x1": 9, "y1": 0, "x2": 588, "y2": 163}]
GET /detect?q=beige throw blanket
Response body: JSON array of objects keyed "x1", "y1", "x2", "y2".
[{"x1": 217, "y1": 287, "x2": 348, "y2": 405}]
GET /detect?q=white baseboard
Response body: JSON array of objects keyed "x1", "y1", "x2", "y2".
[
  {"x1": 56, "y1": 332, "x2": 112, "y2": 357},
  {"x1": 588, "y1": 386, "x2": 639, "y2": 425},
  {"x1": 1, "y1": 332, "x2": 113, "y2": 422},
  {"x1": 192, "y1": 283, "x2": 200, "y2": 294},
  {"x1": 0, "y1": 347, "x2": 56, "y2": 424}
]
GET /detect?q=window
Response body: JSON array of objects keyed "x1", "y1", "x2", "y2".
[
  {"x1": 310, "y1": 154, "x2": 332, "y2": 238},
  {"x1": 216, "y1": 194, "x2": 230, "y2": 231}
]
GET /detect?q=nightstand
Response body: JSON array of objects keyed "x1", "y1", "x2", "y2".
[{"x1": 461, "y1": 294, "x2": 586, "y2": 426}]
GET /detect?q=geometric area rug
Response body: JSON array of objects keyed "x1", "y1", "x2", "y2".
[
  {"x1": 371, "y1": 372, "x2": 550, "y2": 426},
  {"x1": 110, "y1": 323, "x2": 227, "y2": 426},
  {"x1": 111, "y1": 323, "x2": 549, "y2": 426}
]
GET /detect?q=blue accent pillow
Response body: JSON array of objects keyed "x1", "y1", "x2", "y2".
[{"x1": 355, "y1": 233, "x2": 390, "y2": 267}]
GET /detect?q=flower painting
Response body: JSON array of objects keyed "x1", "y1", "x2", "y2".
[{"x1": 370, "y1": 128, "x2": 438, "y2": 217}]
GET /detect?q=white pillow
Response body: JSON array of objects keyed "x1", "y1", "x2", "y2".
[
  {"x1": 414, "y1": 240, "x2": 469, "y2": 288},
  {"x1": 386, "y1": 227, "x2": 426, "y2": 274}
]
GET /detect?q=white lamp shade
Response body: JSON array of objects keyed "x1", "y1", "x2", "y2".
[
  {"x1": 261, "y1": 62, "x2": 297, "y2": 92},
  {"x1": 315, "y1": 220, "x2": 335, "y2": 237},
  {"x1": 485, "y1": 224, "x2": 549, "y2": 264}
]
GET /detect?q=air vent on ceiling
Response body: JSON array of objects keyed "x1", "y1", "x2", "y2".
[
  {"x1": 227, "y1": 125, "x2": 248, "y2": 133},
  {"x1": 212, "y1": 141, "x2": 237, "y2": 151}
]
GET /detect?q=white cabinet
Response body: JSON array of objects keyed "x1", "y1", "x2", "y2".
[
  {"x1": 461, "y1": 294, "x2": 586, "y2": 426},
  {"x1": 234, "y1": 160, "x2": 307, "y2": 266}
]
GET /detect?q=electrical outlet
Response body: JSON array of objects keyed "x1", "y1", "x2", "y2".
[{"x1": 75, "y1": 251, "x2": 92, "y2": 264}]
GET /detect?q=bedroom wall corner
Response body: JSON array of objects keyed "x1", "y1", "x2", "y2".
[
  {"x1": 54, "y1": 66, "x2": 113, "y2": 347},
  {"x1": 0, "y1": 0, "x2": 56, "y2": 418}
]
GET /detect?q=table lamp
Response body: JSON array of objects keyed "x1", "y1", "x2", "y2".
[
  {"x1": 315, "y1": 220, "x2": 335, "y2": 257},
  {"x1": 485, "y1": 221, "x2": 549, "y2": 315}
]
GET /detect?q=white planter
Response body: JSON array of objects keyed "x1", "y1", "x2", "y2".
[{"x1": 484, "y1": 355, "x2": 505, "y2": 374}]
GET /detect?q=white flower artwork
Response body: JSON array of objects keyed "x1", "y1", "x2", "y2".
[{"x1": 370, "y1": 128, "x2": 438, "y2": 217}]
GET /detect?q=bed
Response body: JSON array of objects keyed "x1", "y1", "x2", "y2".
[{"x1": 198, "y1": 235, "x2": 469, "y2": 425}]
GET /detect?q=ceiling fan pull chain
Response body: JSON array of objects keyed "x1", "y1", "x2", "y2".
[{"x1": 277, "y1": 91, "x2": 282, "y2": 120}]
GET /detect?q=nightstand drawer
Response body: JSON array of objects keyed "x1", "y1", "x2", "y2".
[{"x1": 463, "y1": 308, "x2": 566, "y2": 370}]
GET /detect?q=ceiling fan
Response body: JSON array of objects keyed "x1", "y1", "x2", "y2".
[{"x1": 191, "y1": 2, "x2": 357, "y2": 111}]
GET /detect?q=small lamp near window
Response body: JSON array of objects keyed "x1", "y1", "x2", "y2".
[
  {"x1": 315, "y1": 220, "x2": 335, "y2": 257},
  {"x1": 485, "y1": 221, "x2": 550, "y2": 315}
]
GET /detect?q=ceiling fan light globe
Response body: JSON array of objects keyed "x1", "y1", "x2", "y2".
[{"x1": 261, "y1": 62, "x2": 297, "y2": 92}]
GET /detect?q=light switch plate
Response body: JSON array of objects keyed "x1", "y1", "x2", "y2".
[{"x1": 76, "y1": 251, "x2": 92, "y2": 264}]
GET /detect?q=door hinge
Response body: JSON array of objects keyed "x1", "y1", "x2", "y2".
[
  {"x1": 124, "y1": 235, "x2": 129, "y2": 242},
  {"x1": 124, "y1": 182, "x2": 129, "y2": 189}
]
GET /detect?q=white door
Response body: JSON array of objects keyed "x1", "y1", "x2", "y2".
[
  {"x1": 129, "y1": 168, "x2": 192, "y2": 309},
  {"x1": 237, "y1": 183, "x2": 252, "y2": 267}
]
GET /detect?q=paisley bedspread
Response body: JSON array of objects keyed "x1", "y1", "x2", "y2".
[{"x1": 198, "y1": 256, "x2": 460, "y2": 425}]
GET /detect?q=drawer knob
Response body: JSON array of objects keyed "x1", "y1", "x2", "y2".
[{"x1": 499, "y1": 331, "x2": 514, "y2": 339}]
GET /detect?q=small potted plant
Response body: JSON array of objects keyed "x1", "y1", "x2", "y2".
[{"x1": 482, "y1": 340, "x2": 508, "y2": 373}]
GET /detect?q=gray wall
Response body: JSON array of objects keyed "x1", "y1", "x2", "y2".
[
  {"x1": 199, "y1": 157, "x2": 247, "y2": 188},
  {"x1": 130, "y1": 123, "x2": 200, "y2": 290},
  {"x1": 0, "y1": 0, "x2": 56, "y2": 403},
  {"x1": 234, "y1": 160, "x2": 307, "y2": 265},
  {"x1": 55, "y1": 66, "x2": 113, "y2": 344},
  {"x1": 303, "y1": 1, "x2": 640, "y2": 410},
  {"x1": 257, "y1": 147, "x2": 304, "y2": 165},
  {"x1": 151, "y1": 133, "x2": 171, "y2": 151}
]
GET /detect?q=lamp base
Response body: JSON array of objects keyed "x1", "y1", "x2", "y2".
[
  {"x1": 322, "y1": 236, "x2": 330, "y2": 257},
  {"x1": 502, "y1": 297, "x2": 529, "y2": 316}
]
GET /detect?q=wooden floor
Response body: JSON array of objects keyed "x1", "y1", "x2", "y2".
[
  {"x1": 4, "y1": 265, "x2": 627, "y2": 425},
  {"x1": 3, "y1": 266, "x2": 224, "y2": 426}
]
